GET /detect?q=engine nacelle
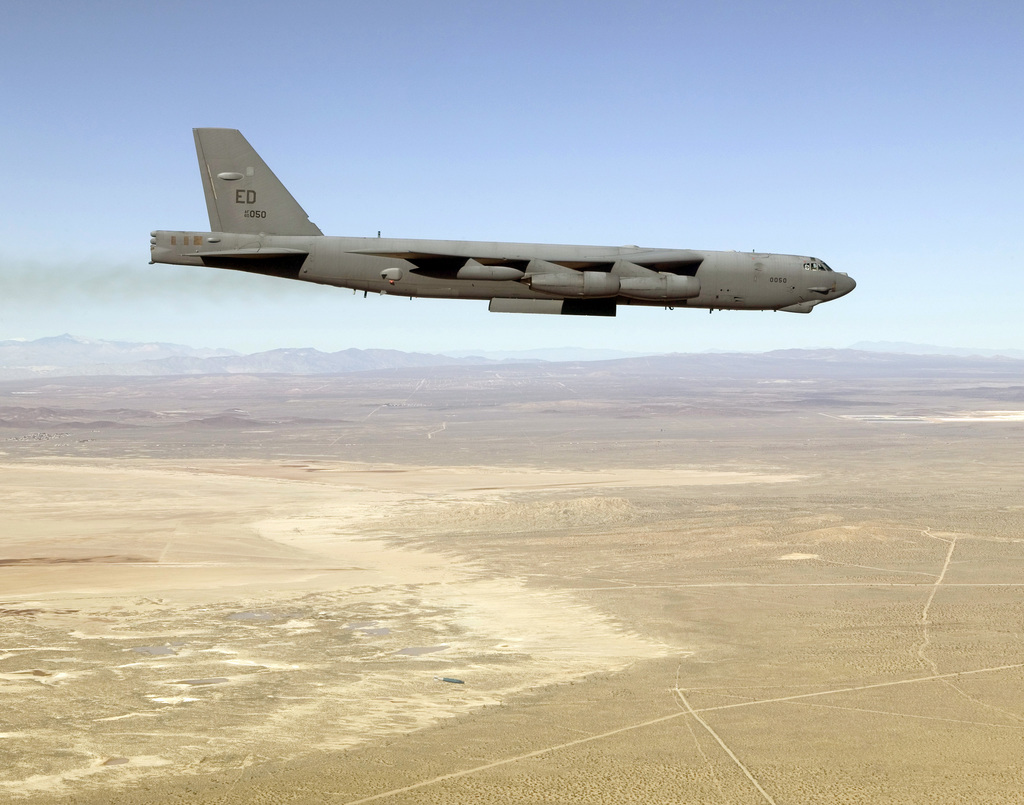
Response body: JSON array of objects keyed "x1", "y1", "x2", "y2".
[
  {"x1": 527, "y1": 271, "x2": 620, "y2": 298},
  {"x1": 456, "y1": 261, "x2": 525, "y2": 281},
  {"x1": 619, "y1": 273, "x2": 700, "y2": 301}
]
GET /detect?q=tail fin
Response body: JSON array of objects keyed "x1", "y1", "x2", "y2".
[{"x1": 193, "y1": 128, "x2": 323, "y2": 236}]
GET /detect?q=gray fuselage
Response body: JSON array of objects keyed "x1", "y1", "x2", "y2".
[
  {"x1": 150, "y1": 129, "x2": 856, "y2": 317},
  {"x1": 150, "y1": 230, "x2": 855, "y2": 315}
]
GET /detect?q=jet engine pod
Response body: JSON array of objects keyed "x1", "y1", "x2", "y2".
[
  {"x1": 527, "y1": 271, "x2": 620, "y2": 298},
  {"x1": 619, "y1": 273, "x2": 700, "y2": 301},
  {"x1": 380, "y1": 267, "x2": 403, "y2": 282},
  {"x1": 456, "y1": 261, "x2": 525, "y2": 281}
]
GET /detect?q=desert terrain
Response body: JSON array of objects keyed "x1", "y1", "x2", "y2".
[{"x1": 2, "y1": 351, "x2": 1024, "y2": 803}]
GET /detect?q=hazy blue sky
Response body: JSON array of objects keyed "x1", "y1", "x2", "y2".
[{"x1": 2, "y1": 1, "x2": 1022, "y2": 353}]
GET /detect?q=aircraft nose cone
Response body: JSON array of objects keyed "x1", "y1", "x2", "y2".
[{"x1": 835, "y1": 273, "x2": 856, "y2": 297}]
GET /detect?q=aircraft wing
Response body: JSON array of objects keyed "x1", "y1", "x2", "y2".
[
  {"x1": 350, "y1": 250, "x2": 611, "y2": 273},
  {"x1": 349, "y1": 249, "x2": 704, "y2": 274}
]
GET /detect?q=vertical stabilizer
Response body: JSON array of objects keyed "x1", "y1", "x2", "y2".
[{"x1": 193, "y1": 128, "x2": 323, "y2": 236}]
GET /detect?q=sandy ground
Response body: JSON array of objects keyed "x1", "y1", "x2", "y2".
[
  {"x1": 1, "y1": 459, "x2": 795, "y2": 799},
  {"x1": 3, "y1": 364, "x2": 1024, "y2": 803}
]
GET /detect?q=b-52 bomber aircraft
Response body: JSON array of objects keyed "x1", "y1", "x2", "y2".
[{"x1": 150, "y1": 129, "x2": 855, "y2": 317}]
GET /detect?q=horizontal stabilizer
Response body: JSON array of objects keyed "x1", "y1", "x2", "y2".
[{"x1": 194, "y1": 247, "x2": 308, "y2": 260}]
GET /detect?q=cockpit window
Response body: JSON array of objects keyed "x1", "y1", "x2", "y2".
[{"x1": 802, "y1": 260, "x2": 833, "y2": 272}]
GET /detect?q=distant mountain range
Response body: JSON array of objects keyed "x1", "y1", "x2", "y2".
[
  {"x1": 444, "y1": 347, "x2": 654, "y2": 362},
  {"x1": 0, "y1": 334, "x2": 493, "y2": 380},
  {"x1": 0, "y1": 334, "x2": 237, "y2": 365},
  {"x1": 1, "y1": 335, "x2": 1022, "y2": 380},
  {"x1": 849, "y1": 341, "x2": 1024, "y2": 359}
]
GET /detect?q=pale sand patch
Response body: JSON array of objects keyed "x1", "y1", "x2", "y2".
[
  {"x1": 930, "y1": 410, "x2": 1024, "y2": 422},
  {"x1": 187, "y1": 459, "x2": 803, "y2": 492},
  {"x1": 4, "y1": 757, "x2": 172, "y2": 797},
  {"x1": 3, "y1": 458, "x2": 741, "y2": 795},
  {"x1": 840, "y1": 410, "x2": 1024, "y2": 423},
  {"x1": 778, "y1": 553, "x2": 821, "y2": 561}
]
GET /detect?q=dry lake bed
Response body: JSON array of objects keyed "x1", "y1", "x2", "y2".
[{"x1": 2, "y1": 351, "x2": 1024, "y2": 803}]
